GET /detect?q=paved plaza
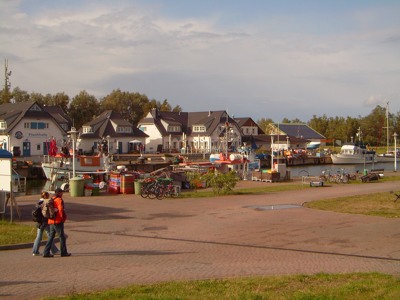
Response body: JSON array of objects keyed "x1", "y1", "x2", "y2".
[{"x1": 1, "y1": 179, "x2": 400, "y2": 299}]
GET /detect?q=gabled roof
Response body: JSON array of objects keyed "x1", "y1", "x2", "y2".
[
  {"x1": 187, "y1": 110, "x2": 236, "y2": 136},
  {"x1": 272, "y1": 123, "x2": 325, "y2": 139},
  {"x1": 138, "y1": 109, "x2": 238, "y2": 137},
  {"x1": 82, "y1": 110, "x2": 147, "y2": 139},
  {"x1": 43, "y1": 105, "x2": 71, "y2": 128},
  {"x1": 0, "y1": 101, "x2": 66, "y2": 133},
  {"x1": 235, "y1": 117, "x2": 265, "y2": 135}
]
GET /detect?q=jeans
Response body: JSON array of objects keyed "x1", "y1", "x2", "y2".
[
  {"x1": 32, "y1": 225, "x2": 59, "y2": 254},
  {"x1": 43, "y1": 223, "x2": 68, "y2": 256}
]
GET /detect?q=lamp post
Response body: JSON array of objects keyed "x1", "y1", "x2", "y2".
[
  {"x1": 68, "y1": 127, "x2": 78, "y2": 178},
  {"x1": 394, "y1": 132, "x2": 398, "y2": 172}
]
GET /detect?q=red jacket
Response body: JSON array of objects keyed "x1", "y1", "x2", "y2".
[{"x1": 48, "y1": 196, "x2": 67, "y2": 224}]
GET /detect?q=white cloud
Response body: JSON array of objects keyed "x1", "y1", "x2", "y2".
[{"x1": 1, "y1": 1, "x2": 399, "y2": 121}]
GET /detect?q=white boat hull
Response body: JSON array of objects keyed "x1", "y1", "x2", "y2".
[
  {"x1": 376, "y1": 155, "x2": 400, "y2": 163},
  {"x1": 41, "y1": 155, "x2": 112, "y2": 180},
  {"x1": 331, "y1": 154, "x2": 377, "y2": 164}
]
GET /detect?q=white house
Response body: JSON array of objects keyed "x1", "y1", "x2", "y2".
[
  {"x1": 137, "y1": 109, "x2": 242, "y2": 154},
  {"x1": 0, "y1": 101, "x2": 68, "y2": 158},
  {"x1": 78, "y1": 110, "x2": 148, "y2": 155}
]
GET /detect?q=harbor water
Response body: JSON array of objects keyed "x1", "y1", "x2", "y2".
[{"x1": 287, "y1": 162, "x2": 396, "y2": 178}]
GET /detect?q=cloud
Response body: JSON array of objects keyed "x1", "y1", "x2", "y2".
[{"x1": 0, "y1": 1, "x2": 400, "y2": 122}]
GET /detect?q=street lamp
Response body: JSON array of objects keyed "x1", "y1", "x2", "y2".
[
  {"x1": 106, "y1": 135, "x2": 110, "y2": 154},
  {"x1": 68, "y1": 127, "x2": 78, "y2": 178},
  {"x1": 394, "y1": 132, "x2": 398, "y2": 172}
]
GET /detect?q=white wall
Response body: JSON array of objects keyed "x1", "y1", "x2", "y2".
[{"x1": 7, "y1": 117, "x2": 66, "y2": 156}]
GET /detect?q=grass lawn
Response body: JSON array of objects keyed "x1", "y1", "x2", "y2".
[{"x1": 44, "y1": 273, "x2": 400, "y2": 299}]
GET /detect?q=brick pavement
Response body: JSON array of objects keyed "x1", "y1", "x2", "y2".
[{"x1": 0, "y1": 179, "x2": 399, "y2": 299}]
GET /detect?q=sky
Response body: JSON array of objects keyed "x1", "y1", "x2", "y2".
[{"x1": 1, "y1": 0, "x2": 400, "y2": 122}]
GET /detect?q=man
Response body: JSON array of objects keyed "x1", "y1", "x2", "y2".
[{"x1": 43, "y1": 188, "x2": 71, "y2": 258}]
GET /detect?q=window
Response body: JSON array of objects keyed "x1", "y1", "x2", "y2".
[
  {"x1": 139, "y1": 126, "x2": 146, "y2": 132},
  {"x1": 0, "y1": 121, "x2": 6, "y2": 129},
  {"x1": 168, "y1": 125, "x2": 181, "y2": 132},
  {"x1": 193, "y1": 125, "x2": 206, "y2": 132},
  {"x1": 83, "y1": 126, "x2": 93, "y2": 133},
  {"x1": 24, "y1": 122, "x2": 49, "y2": 130}
]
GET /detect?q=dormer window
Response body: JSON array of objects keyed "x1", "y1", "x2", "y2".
[
  {"x1": 83, "y1": 126, "x2": 93, "y2": 133},
  {"x1": 168, "y1": 125, "x2": 181, "y2": 132},
  {"x1": 117, "y1": 126, "x2": 132, "y2": 133},
  {"x1": 0, "y1": 121, "x2": 6, "y2": 129},
  {"x1": 193, "y1": 125, "x2": 206, "y2": 132}
]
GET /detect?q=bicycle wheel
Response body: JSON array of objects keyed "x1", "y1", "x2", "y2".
[{"x1": 140, "y1": 185, "x2": 149, "y2": 198}]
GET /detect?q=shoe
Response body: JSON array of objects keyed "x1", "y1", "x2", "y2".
[
  {"x1": 61, "y1": 253, "x2": 71, "y2": 257},
  {"x1": 43, "y1": 254, "x2": 54, "y2": 258},
  {"x1": 32, "y1": 253, "x2": 41, "y2": 256},
  {"x1": 53, "y1": 251, "x2": 61, "y2": 255}
]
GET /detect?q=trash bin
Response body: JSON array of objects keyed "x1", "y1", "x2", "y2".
[
  {"x1": 134, "y1": 179, "x2": 142, "y2": 195},
  {"x1": 69, "y1": 177, "x2": 85, "y2": 197}
]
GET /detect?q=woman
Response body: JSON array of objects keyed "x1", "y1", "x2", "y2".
[{"x1": 32, "y1": 191, "x2": 60, "y2": 256}]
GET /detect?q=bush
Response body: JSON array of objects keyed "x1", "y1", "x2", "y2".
[{"x1": 202, "y1": 170, "x2": 239, "y2": 195}]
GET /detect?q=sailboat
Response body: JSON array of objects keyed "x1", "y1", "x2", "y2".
[{"x1": 377, "y1": 102, "x2": 400, "y2": 163}]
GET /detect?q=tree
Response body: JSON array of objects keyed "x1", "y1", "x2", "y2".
[
  {"x1": 68, "y1": 90, "x2": 99, "y2": 129},
  {"x1": 257, "y1": 118, "x2": 274, "y2": 133},
  {"x1": 46, "y1": 92, "x2": 70, "y2": 112},
  {"x1": 359, "y1": 105, "x2": 386, "y2": 146},
  {"x1": 172, "y1": 105, "x2": 183, "y2": 112},
  {"x1": 100, "y1": 89, "x2": 150, "y2": 125},
  {"x1": 11, "y1": 87, "x2": 30, "y2": 102}
]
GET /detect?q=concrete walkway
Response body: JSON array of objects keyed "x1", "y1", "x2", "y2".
[{"x1": 1, "y1": 179, "x2": 400, "y2": 299}]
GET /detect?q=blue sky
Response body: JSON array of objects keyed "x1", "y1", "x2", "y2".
[{"x1": 1, "y1": 0, "x2": 400, "y2": 122}]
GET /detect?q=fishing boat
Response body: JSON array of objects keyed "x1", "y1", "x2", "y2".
[
  {"x1": 331, "y1": 128, "x2": 377, "y2": 164},
  {"x1": 41, "y1": 153, "x2": 114, "y2": 181},
  {"x1": 377, "y1": 149, "x2": 400, "y2": 163}
]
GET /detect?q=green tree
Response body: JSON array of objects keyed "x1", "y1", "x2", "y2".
[
  {"x1": 46, "y1": 92, "x2": 70, "y2": 112},
  {"x1": 68, "y1": 90, "x2": 99, "y2": 129},
  {"x1": 11, "y1": 87, "x2": 30, "y2": 102},
  {"x1": 100, "y1": 89, "x2": 150, "y2": 125},
  {"x1": 359, "y1": 105, "x2": 386, "y2": 146},
  {"x1": 29, "y1": 92, "x2": 46, "y2": 104},
  {"x1": 257, "y1": 118, "x2": 274, "y2": 133},
  {"x1": 172, "y1": 105, "x2": 183, "y2": 112}
]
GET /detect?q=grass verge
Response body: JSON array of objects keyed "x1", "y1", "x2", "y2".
[
  {"x1": 304, "y1": 190, "x2": 400, "y2": 218},
  {"x1": 45, "y1": 272, "x2": 400, "y2": 299},
  {"x1": 0, "y1": 220, "x2": 36, "y2": 246}
]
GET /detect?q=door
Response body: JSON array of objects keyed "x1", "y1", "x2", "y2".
[{"x1": 23, "y1": 141, "x2": 31, "y2": 156}]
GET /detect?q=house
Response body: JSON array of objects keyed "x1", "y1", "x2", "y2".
[
  {"x1": 235, "y1": 117, "x2": 264, "y2": 136},
  {"x1": 0, "y1": 101, "x2": 68, "y2": 158},
  {"x1": 78, "y1": 110, "x2": 148, "y2": 155},
  {"x1": 137, "y1": 109, "x2": 242, "y2": 154},
  {"x1": 266, "y1": 123, "x2": 326, "y2": 150}
]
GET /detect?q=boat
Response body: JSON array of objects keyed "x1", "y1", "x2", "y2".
[
  {"x1": 376, "y1": 149, "x2": 400, "y2": 163},
  {"x1": 41, "y1": 153, "x2": 114, "y2": 181},
  {"x1": 331, "y1": 128, "x2": 377, "y2": 164}
]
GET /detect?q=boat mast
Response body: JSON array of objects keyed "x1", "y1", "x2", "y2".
[{"x1": 386, "y1": 102, "x2": 389, "y2": 154}]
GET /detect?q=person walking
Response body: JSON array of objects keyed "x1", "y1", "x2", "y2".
[
  {"x1": 43, "y1": 188, "x2": 71, "y2": 258},
  {"x1": 32, "y1": 191, "x2": 60, "y2": 256}
]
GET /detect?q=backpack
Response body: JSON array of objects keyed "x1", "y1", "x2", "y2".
[
  {"x1": 32, "y1": 204, "x2": 44, "y2": 223},
  {"x1": 42, "y1": 198, "x2": 55, "y2": 219}
]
